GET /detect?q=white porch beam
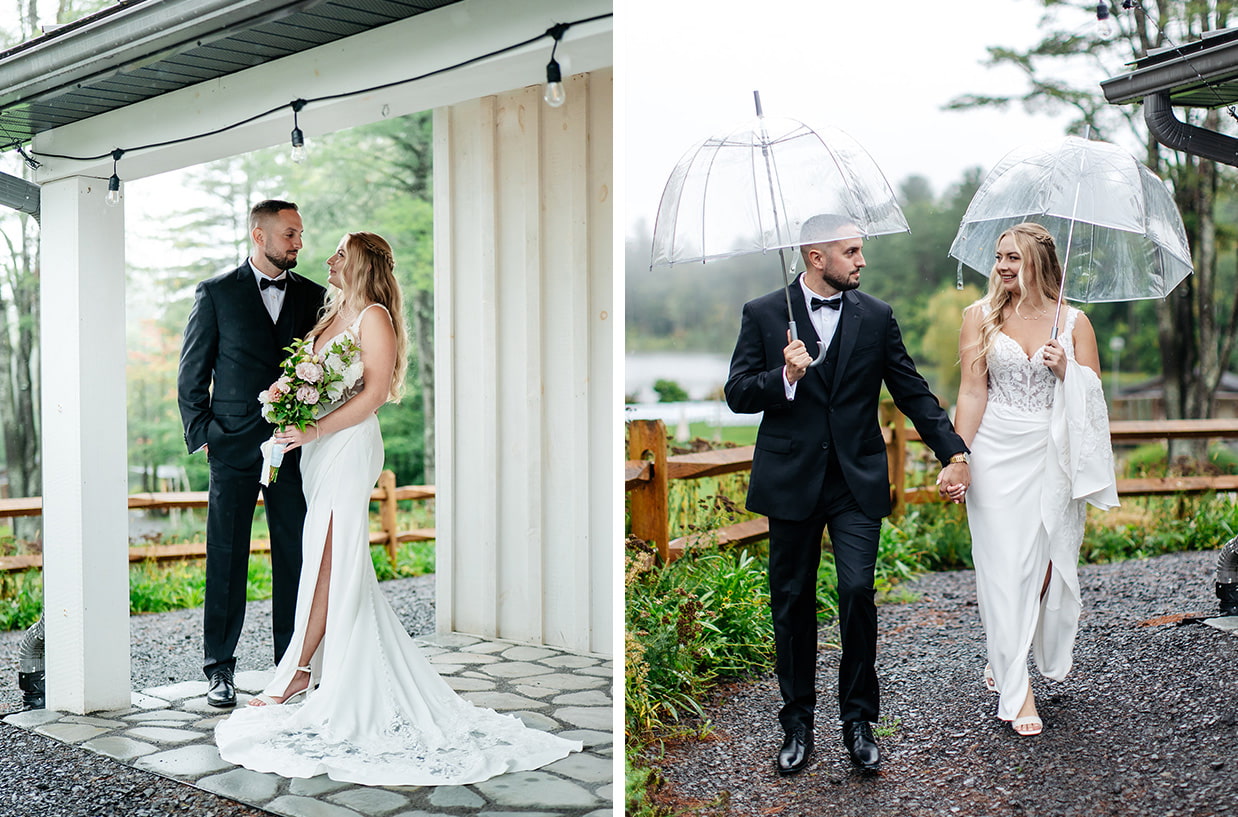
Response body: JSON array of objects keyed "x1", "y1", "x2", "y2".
[{"x1": 40, "y1": 177, "x2": 131, "y2": 713}]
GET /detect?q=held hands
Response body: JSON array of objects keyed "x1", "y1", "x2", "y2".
[
  {"x1": 784, "y1": 332, "x2": 812, "y2": 384},
  {"x1": 1042, "y1": 338, "x2": 1067, "y2": 380},
  {"x1": 936, "y1": 462, "x2": 971, "y2": 504},
  {"x1": 274, "y1": 425, "x2": 319, "y2": 452}
]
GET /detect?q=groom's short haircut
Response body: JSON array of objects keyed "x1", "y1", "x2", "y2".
[
  {"x1": 799, "y1": 214, "x2": 861, "y2": 248},
  {"x1": 249, "y1": 199, "x2": 299, "y2": 232}
]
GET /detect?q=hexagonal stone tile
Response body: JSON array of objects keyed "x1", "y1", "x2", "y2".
[
  {"x1": 199, "y1": 767, "x2": 282, "y2": 802},
  {"x1": 414, "y1": 633, "x2": 481, "y2": 649},
  {"x1": 481, "y1": 662, "x2": 552, "y2": 678},
  {"x1": 559, "y1": 729, "x2": 612, "y2": 748},
  {"x1": 81, "y1": 735, "x2": 157, "y2": 761},
  {"x1": 329, "y1": 787, "x2": 411, "y2": 814},
  {"x1": 443, "y1": 676, "x2": 494, "y2": 692},
  {"x1": 123, "y1": 709, "x2": 199, "y2": 722},
  {"x1": 289, "y1": 775, "x2": 351, "y2": 797},
  {"x1": 461, "y1": 692, "x2": 548, "y2": 711},
  {"x1": 543, "y1": 752, "x2": 613, "y2": 784},
  {"x1": 428, "y1": 785, "x2": 486, "y2": 808},
  {"x1": 135, "y1": 744, "x2": 232, "y2": 776},
  {"x1": 509, "y1": 711, "x2": 560, "y2": 731},
  {"x1": 428, "y1": 652, "x2": 500, "y2": 665},
  {"x1": 500, "y1": 645, "x2": 558, "y2": 661},
  {"x1": 474, "y1": 770, "x2": 600, "y2": 808},
  {"x1": 4, "y1": 709, "x2": 63, "y2": 728},
  {"x1": 265, "y1": 795, "x2": 365, "y2": 817},
  {"x1": 552, "y1": 690, "x2": 611, "y2": 707},
  {"x1": 459, "y1": 641, "x2": 509, "y2": 654},
  {"x1": 541, "y1": 654, "x2": 600, "y2": 669},
  {"x1": 35, "y1": 722, "x2": 110, "y2": 743},
  {"x1": 553, "y1": 706, "x2": 611, "y2": 731},
  {"x1": 514, "y1": 673, "x2": 607, "y2": 691},
  {"x1": 126, "y1": 726, "x2": 206, "y2": 744}
]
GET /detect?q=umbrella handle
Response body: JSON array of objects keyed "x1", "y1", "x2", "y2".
[{"x1": 789, "y1": 320, "x2": 828, "y2": 367}]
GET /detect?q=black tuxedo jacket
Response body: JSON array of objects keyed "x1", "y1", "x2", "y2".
[
  {"x1": 178, "y1": 263, "x2": 327, "y2": 469},
  {"x1": 725, "y1": 281, "x2": 965, "y2": 522}
]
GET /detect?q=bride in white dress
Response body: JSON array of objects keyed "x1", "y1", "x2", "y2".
[
  {"x1": 951, "y1": 223, "x2": 1117, "y2": 737},
  {"x1": 215, "y1": 232, "x2": 581, "y2": 785}
]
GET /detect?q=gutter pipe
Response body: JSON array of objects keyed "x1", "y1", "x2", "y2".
[{"x1": 1143, "y1": 91, "x2": 1238, "y2": 168}]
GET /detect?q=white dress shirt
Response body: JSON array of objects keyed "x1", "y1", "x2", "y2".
[
  {"x1": 784, "y1": 275, "x2": 842, "y2": 400},
  {"x1": 252, "y1": 260, "x2": 288, "y2": 323}
]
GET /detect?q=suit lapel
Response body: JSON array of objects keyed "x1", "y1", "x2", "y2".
[{"x1": 831, "y1": 290, "x2": 863, "y2": 395}]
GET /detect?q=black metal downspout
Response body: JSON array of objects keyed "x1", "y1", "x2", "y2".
[{"x1": 1143, "y1": 91, "x2": 1238, "y2": 168}]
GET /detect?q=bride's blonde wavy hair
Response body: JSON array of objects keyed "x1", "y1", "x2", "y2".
[
  {"x1": 970, "y1": 222, "x2": 1063, "y2": 370},
  {"x1": 311, "y1": 231, "x2": 408, "y2": 402}
]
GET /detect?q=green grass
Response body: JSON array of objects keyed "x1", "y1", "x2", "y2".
[{"x1": 0, "y1": 538, "x2": 436, "y2": 633}]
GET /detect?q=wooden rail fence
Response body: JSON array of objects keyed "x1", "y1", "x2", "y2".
[
  {"x1": 626, "y1": 414, "x2": 1238, "y2": 564},
  {"x1": 0, "y1": 470, "x2": 434, "y2": 573}
]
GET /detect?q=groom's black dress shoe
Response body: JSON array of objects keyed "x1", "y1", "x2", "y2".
[
  {"x1": 206, "y1": 667, "x2": 236, "y2": 708},
  {"x1": 842, "y1": 720, "x2": 881, "y2": 771},
  {"x1": 776, "y1": 725, "x2": 813, "y2": 776}
]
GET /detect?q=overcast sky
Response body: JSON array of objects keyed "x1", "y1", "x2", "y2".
[{"x1": 621, "y1": 0, "x2": 1134, "y2": 237}]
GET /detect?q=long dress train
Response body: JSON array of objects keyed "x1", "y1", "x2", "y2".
[
  {"x1": 966, "y1": 306, "x2": 1117, "y2": 721},
  {"x1": 215, "y1": 307, "x2": 581, "y2": 785}
]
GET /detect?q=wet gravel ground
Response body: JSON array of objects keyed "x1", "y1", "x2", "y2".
[
  {"x1": 649, "y1": 549, "x2": 1238, "y2": 817},
  {"x1": 0, "y1": 574, "x2": 435, "y2": 817}
]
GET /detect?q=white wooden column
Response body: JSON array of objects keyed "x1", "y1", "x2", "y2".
[
  {"x1": 434, "y1": 67, "x2": 613, "y2": 656},
  {"x1": 40, "y1": 176, "x2": 131, "y2": 713}
]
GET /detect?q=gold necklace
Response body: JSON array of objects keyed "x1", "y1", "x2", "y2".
[{"x1": 1014, "y1": 303, "x2": 1048, "y2": 321}]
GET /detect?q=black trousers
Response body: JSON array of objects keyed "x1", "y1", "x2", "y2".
[
  {"x1": 202, "y1": 452, "x2": 305, "y2": 677},
  {"x1": 767, "y1": 454, "x2": 882, "y2": 732}
]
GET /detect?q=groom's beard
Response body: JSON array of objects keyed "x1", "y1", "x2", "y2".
[{"x1": 266, "y1": 249, "x2": 299, "y2": 271}]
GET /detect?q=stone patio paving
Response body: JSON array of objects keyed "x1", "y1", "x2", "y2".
[{"x1": 4, "y1": 632, "x2": 613, "y2": 817}]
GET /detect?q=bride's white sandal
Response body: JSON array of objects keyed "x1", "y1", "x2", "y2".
[
  {"x1": 247, "y1": 665, "x2": 313, "y2": 707},
  {"x1": 1012, "y1": 715, "x2": 1043, "y2": 737},
  {"x1": 983, "y1": 664, "x2": 998, "y2": 693}
]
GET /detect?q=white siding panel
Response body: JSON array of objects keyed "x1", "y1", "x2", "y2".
[{"x1": 435, "y1": 67, "x2": 612, "y2": 655}]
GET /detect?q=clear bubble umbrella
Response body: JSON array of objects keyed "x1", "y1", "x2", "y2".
[
  {"x1": 651, "y1": 91, "x2": 909, "y2": 364},
  {"x1": 948, "y1": 135, "x2": 1193, "y2": 336}
]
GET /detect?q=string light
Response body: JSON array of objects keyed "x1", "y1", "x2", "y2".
[
  {"x1": 1096, "y1": 2, "x2": 1114, "y2": 38},
  {"x1": 544, "y1": 22, "x2": 569, "y2": 108},
  {"x1": 290, "y1": 98, "x2": 307, "y2": 164},
  {"x1": 105, "y1": 148, "x2": 123, "y2": 206},
  {"x1": 14, "y1": 12, "x2": 612, "y2": 165}
]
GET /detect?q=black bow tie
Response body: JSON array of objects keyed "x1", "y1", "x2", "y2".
[
  {"x1": 260, "y1": 277, "x2": 287, "y2": 291},
  {"x1": 811, "y1": 296, "x2": 841, "y2": 311}
]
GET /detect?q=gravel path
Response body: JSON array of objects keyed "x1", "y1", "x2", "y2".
[
  {"x1": 0, "y1": 574, "x2": 436, "y2": 817},
  {"x1": 648, "y1": 549, "x2": 1238, "y2": 817}
]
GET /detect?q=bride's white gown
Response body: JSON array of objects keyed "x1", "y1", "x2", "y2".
[
  {"x1": 966, "y1": 306, "x2": 1116, "y2": 722},
  {"x1": 216, "y1": 306, "x2": 581, "y2": 785}
]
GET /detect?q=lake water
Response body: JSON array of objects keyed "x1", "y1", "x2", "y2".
[
  {"x1": 624, "y1": 351, "x2": 731, "y2": 403},
  {"x1": 624, "y1": 351, "x2": 759, "y2": 432}
]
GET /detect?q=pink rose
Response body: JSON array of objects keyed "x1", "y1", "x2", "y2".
[
  {"x1": 269, "y1": 379, "x2": 291, "y2": 398},
  {"x1": 296, "y1": 385, "x2": 321, "y2": 405},
  {"x1": 295, "y1": 361, "x2": 324, "y2": 384}
]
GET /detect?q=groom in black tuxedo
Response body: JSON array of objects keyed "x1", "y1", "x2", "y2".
[
  {"x1": 178, "y1": 200, "x2": 326, "y2": 707},
  {"x1": 725, "y1": 215, "x2": 970, "y2": 774}
]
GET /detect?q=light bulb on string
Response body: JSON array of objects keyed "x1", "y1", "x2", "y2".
[
  {"x1": 544, "y1": 23, "x2": 569, "y2": 108},
  {"x1": 290, "y1": 99, "x2": 308, "y2": 164},
  {"x1": 1096, "y1": 2, "x2": 1114, "y2": 37},
  {"x1": 105, "y1": 148, "x2": 123, "y2": 207}
]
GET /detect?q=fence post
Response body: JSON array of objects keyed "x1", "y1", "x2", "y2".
[
  {"x1": 882, "y1": 402, "x2": 908, "y2": 518},
  {"x1": 628, "y1": 419, "x2": 670, "y2": 563},
  {"x1": 378, "y1": 469, "x2": 399, "y2": 565}
]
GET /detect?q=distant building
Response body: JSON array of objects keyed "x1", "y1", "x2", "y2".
[{"x1": 1112, "y1": 372, "x2": 1238, "y2": 421}]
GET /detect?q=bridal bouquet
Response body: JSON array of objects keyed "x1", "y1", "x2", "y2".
[{"x1": 258, "y1": 334, "x2": 364, "y2": 484}]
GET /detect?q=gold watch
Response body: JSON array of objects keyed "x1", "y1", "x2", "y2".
[{"x1": 949, "y1": 452, "x2": 970, "y2": 465}]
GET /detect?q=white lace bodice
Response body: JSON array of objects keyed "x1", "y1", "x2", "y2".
[{"x1": 984, "y1": 305, "x2": 1079, "y2": 414}]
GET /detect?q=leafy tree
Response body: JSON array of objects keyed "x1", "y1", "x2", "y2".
[
  {"x1": 0, "y1": 0, "x2": 112, "y2": 538},
  {"x1": 653, "y1": 379, "x2": 689, "y2": 403},
  {"x1": 921, "y1": 284, "x2": 983, "y2": 401},
  {"x1": 946, "y1": 0, "x2": 1238, "y2": 429}
]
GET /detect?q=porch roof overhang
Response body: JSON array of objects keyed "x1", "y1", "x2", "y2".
[
  {"x1": 0, "y1": 0, "x2": 468, "y2": 152},
  {"x1": 1101, "y1": 27, "x2": 1238, "y2": 167}
]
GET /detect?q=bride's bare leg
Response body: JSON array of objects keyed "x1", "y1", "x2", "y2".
[
  {"x1": 251, "y1": 518, "x2": 332, "y2": 706},
  {"x1": 1040, "y1": 562, "x2": 1053, "y2": 600}
]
